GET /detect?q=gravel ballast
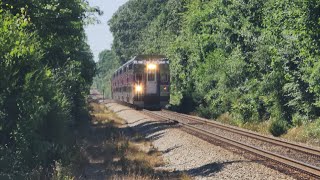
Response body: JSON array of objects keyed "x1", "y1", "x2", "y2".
[
  {"x1": 155, "y1": 111, "x2": 320, "y2": 168},
  {"x1": 106, "y1": 102, "x2": 295, "y2": 180}
]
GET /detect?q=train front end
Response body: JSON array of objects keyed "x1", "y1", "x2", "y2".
[{"x1": 133, "y1": 55, "x2": 170, "y2": 109}]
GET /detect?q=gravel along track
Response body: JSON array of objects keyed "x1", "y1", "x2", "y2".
[
  {"x1": 156, "y1": 110, "x2": 320, "y2": 168},
  {"x1": 106, "y1": 102, "x2": 295, "y2": 179},
  {"x1": 148, "y1": 110, "x2": 320, "y2": 178}
]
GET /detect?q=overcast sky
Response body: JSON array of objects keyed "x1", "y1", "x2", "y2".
[{"x1": 85, "y1": 0, "x2": 128, "y2": 62}]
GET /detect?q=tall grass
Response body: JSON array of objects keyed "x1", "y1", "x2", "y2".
[{"x1": 214, "y1": 112, "x2": 320, "y2": 146}]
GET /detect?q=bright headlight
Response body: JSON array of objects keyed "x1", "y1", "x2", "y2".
[
  {"x1": 135, "y1": 85, "x2": 142, "y2": 92},
  {"x1": 147, "y1": 63, "x2": 156, "y2": 70}
]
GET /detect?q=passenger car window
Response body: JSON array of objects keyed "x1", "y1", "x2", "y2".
[{"x1": 160, "y1": 73, "x2": 168, "y2": 82}]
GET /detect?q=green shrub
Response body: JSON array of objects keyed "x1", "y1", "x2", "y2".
[
  {"x1": 269, "y1": 120, "x2": 289, "y2": 137},
  {"x1": 305, "y1": 119, "x2": 320, "y2": 140},
  {"x1": 231, "y1": 98, "x2": 260, "y2": 124},
  {"x1": 196, "y1": 105, "x2": 213, "y2": 119},
  {"x1": 292, "y1": 113, "x2": 308, "y2": 127}
]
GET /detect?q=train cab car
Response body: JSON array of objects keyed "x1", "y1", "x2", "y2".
[{"x1": 111, "y1": 55, "x2": 170, "y2": 109}]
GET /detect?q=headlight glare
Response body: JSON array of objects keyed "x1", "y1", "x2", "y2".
[
  {"x1": 147, "y1": 63, "x2": 156, "y2": 70},
  {"x1": 135, "y1": 84, "x2": 142, "y2": 92}
]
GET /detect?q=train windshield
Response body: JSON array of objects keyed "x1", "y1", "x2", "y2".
[
  {"x1": 147, "y1": 70, "x2": 155, "y2": 81},
  {"x1": 135, "y1": 73, "x2": 142, "y2": 82}
]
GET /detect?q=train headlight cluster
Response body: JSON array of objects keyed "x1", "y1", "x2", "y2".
[
  {"x1": 147, "y1": 63, "x2": 157, "y2": 70},
  {"x1": 135, "y1": 84, "x2": 143, "y2": 93}
]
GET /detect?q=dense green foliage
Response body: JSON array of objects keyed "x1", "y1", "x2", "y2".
[
  {"x1": 109, "y1": 0, "x2": 320, "y2": 136},
  {"x1": 0, "y1": 0, "x2": 96, "y2": 178},
  {"x1": 93, "y1": 50, "x2": 120, "y2": 98}
]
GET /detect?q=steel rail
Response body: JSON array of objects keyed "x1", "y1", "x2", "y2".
[
  {"x1": 162, "y1": 109, "x2": 320, "y2": 157},
  {"x1": 142, "y1": 110, "x2": 320, "y2": 178}
]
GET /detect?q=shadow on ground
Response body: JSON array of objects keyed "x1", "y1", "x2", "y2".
[
  {"x1": 185, "y1": 160, "x2": 247, "y2": 176},
  {"x1": 130, "y1": 121, "x2": 178, "y2": 140}
]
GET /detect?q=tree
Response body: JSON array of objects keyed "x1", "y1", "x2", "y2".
[
  {"x1": 0, "y1": 0, "x2": 97, "y2": 177},
  {"x1": 109, "y1": 0, "x2": 320, "y2": 136},
  {"x1": 93, "y1": 50, "x2": 120, "y2": 98}
]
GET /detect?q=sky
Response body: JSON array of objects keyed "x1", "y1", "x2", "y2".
[{"x1": 85, "y1": 0, "x2": 128, "y2": 62}]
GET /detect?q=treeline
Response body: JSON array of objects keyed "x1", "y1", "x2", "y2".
[
  {"x1": 0, "y1": 0, "x2": 96, "y2": 178},
  {"x1": 109, "y1": 0, "x2": 320, "y2": 137},
  {"x1": 93, "y1": 50, "x2": 119, "y2": 98}
]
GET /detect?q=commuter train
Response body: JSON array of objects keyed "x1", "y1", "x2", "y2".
[{"x1": 111, "y1": 55, "x2": 170, "y2": 109}]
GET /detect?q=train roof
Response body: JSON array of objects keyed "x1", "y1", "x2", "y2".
[{"x1": 113, "y1": 55, "x2": 169, "y2": 75}]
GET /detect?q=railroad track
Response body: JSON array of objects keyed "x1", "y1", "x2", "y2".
[
  {"x1": 161, "y1": 110, "x2": 320, "y2": 158},
  {"x1": 142, "y1": 109, "x2": 320, "y2": 178}
]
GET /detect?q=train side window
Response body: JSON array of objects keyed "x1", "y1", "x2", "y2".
[{"x1": 160, "y1": 73, "x2": 168, "y2": 82}]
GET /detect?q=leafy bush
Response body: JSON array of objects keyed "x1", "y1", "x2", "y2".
[
  {"x1": 305, "y1": 119, "x2": 320, "y2": 140},
  {"x1": 269, "y1": 120, "x2": 289, "y2": 137},
  {"x1": 292, "y1": 113, "x2": 309, "y2": 127},
  {"x1": 196, "y1": 105, "x2": 216, "y2": 119}
]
